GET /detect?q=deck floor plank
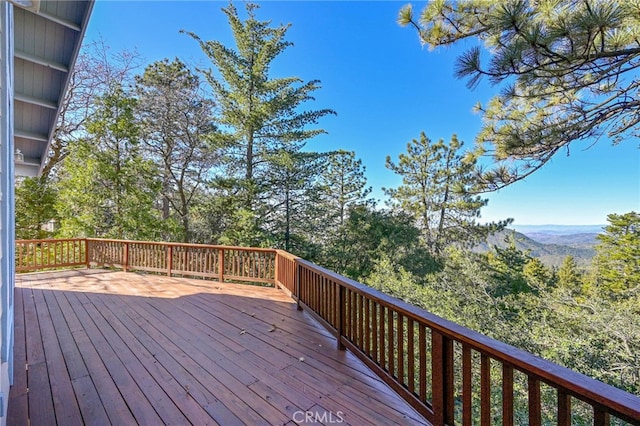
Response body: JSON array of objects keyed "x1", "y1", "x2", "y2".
[
  {"x1": 9, "y1": 270, "x2": 429, "y2": 425},
  {"x1": 90, "y1": 292, "x2": 219, "y2": 426},
  {"x1": 63, "y1": 290, "x2": 164, "y2": 425},
  {"x1": 73, "y1": 291, "x2": 191, "y2": 425},
  {"x1": 22, "y1": 286, "x2": 56, "y2": 425},
  {"x1": 6, "y1": 283, "x2": 28, "y2": 424},
  {"x1": 32, "y1": 289, "x2": 84, "y2": 426},
  {"x1": 107, "y1": 294, "x2": 277, "y2": 425},
  {"x1": 41, "y1": 289, "x2": 110, "y2": 425},
  {"x1": 52, "y1": 288, "x2": 138, "y2": 425}
]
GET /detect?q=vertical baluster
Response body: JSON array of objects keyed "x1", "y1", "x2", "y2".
[
  {"x1": 124, "y1": 241, "x2": 129, "y2": 272},
  {"x1": 593, "y1": 407, "x2": 610, "y2": 426},
  {"x1": 503, "y1": 364, "x2": 514, "y2": 426},
  {"x1": 397, "y1": 314, "x2": 404, "y2": 386},
  {"x1": 337, "y1": 284, "x2": 345, "y2": 350},
  {"x1": 379, "y1": 306, "x2": 386, "y2": 369},
  {"x1": 387, "y1": 308, "x2": 394, "y2": 376},
  {"x1": 322, "y1": 277, "x2": 327, "y2": 321},
  {"x1": 358, "y1": 294, "x2": 364, "y2": 348},
  {"x1": 372, "y1": 302, "x2": 378, "y2": 363},
  {"x1": 218, "y1": 248, "x2": 224, "y2": 282},
  {"x1": 407, "y1": 318, "x2": 415, "y2": 394},
  {"x1": 528, "y1": 376, "x2": 541, "y2": 426},
  {"x1": 557, "y1": 389, "x2": 571, "y2": 426},
  {"x1": 418, "y1": 324, "x2": 427, "y2": 403},
  {"x1": 295, "y1": 261, "x2": 301, "y2": 310},
  {"x1": 364, "y1": 297, "x2": 371, "y2": 356},
  {"x1": 481, "y1": 354, "x2": 491, "y2": 426},
  {"x1": 462, "y1": 345, "x2": 472, "y2": 426},
  {"x1": 329, "y1": 280, "x2": 335, "y2": 327}
]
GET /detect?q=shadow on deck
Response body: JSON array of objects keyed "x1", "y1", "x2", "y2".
[{"x1": 8, "y1": 270, "x2": 429, "y2": 425}]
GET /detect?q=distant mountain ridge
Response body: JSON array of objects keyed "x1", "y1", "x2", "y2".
[
  {"x1": 476, "y1": 229, "x2": 597, "y2": 268},
  {"x1": 511, "y1": 224, "x2": 605, "y2": 235},
  {"x1": 523, "y1": 232, "x2": 598, "y2": 248}
]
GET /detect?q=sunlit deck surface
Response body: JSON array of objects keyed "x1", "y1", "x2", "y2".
[{"x1": 8, "y1": 269, "x2": 428, "y2": 425}]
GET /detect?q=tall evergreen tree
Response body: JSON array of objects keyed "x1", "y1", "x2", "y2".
[
  {"x1": 135, "y1": 58, "x2": 218, "y2": 242},
  {"x1": 183, "y1": 3, "x2": 335, "y2": 207},
  {"x1": 399, "y1": 1, "x2": 640, "y2": 189},
  {"x1": 557, "y1": 255, "x2": 583, "y2": 291},
  {"x1": 263, "y1": 150, "x2": 326, "y2": 255},
  {"x1": 385, "y1": 132, "x2": 510, "y2": 255},
  {"x1": 317, "y1": 150, "x2": 372, "y2": 268},
  {"x1": 593, "y1": 212, "x2": 640, "y2": 294},
  {"x1": 320, "y1": 150, "x2": 372, "y2": 229}
]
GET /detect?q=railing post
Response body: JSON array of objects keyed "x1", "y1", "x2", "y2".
[
  {"x1": 123, "y1": 241, "x2": 129, "y2": 272},
  {"x1": 218, "y1": 248, "x2": 224, "y2": 282},
  {"x1": 337, "y1": 284, "x2": 345, "y2": 350},
  {"x1": 167, "y1": 245, "x2": 173, "y2": 277},
  {"x1": 295, "y1": 260, "x2": 302, "y2": 311},
  {"x1": 84, "y1": 239, "x2": 90, "y2": 269},
  {"x1": 274, "y1": 251, "x2": 279, "y2": 289}
]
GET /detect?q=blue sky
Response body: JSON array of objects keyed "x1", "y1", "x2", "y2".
[{"x1": 85, "y1": 1, "x2": 640, "y2": 226}]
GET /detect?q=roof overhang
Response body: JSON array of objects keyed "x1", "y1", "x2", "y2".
[{"x1": 11, "y1": 0, "x2": 94, "y2": 177}]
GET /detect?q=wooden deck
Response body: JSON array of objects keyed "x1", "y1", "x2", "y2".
[{"x1": 8, "y1": 269, "x2": 429, "y2": 425}]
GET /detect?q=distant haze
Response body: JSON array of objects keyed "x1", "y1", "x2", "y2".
[{"x1": 511, "y1": 224, "x2": 605, "y2": 235}]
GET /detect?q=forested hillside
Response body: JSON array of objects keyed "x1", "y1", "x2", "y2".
[{"x1": 15, "y1": 1, "x2": 640, "y2": 405}]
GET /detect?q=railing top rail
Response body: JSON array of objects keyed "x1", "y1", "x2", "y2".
[
  {"x1": 274, "y1": 249, "x2": 299, "y2": 261},
  {"x1": 16, "y1": 238, "x2": 86, "y2": 243},
  {"x1": 295, "y1": 258, "x2": 640, "y2": 421},
  {"x1": 85, "y1": 238, "x2": 277, "y2": 253}
]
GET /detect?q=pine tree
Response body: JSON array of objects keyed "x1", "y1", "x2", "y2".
[
  {"x1": 557, "y1": 255, "x2": 583, "y2": 290},
  {"x1": 263, "y1": 150, "x2": 326, "y2": 255},
  {"x1": 385, "y1": 132, "x2": 510, "y2": 255},
  {"x1": 135, "y1": 58, "x2": 218, "y2": 242},
  {"x1": 399, "y1": 1, "x2": 640, "y2": 189},
  {"x1": 593, "y1": 212, "x2": 640, "y2": 294},
  {"x1": 320, "y1": 150, "x2": 372, "y2": 229},
  {"x1": 183, "y1": 3, "x2": 335, "y2": 206}
]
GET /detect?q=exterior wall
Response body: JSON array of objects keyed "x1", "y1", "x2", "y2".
[{"x1": 0, "y1": 2, "x2": 14, "y2": 424}]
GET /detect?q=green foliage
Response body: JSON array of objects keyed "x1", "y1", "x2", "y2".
[
  {"x1": 56, "y1": 86, "x2": 164, "y2": 240},
  {"x1": 593, "y1": 212, "x2": 640, "y2": 295},
  {"x1": 262, "y1": 150, "x2": 327, "y2": 255},
  {"x1": 368, "y1": 242, "x2": 640, "y2": 396},
  {"x1": 320, "y1": 150, "x2": 372, "y2": 228},
  {"x1": 328, "y1": 204, "x2": 439, "y2": 280},
  {"x1": 385, "y1": 132, "x2": 510, "y2": 255},
  {"x1": 135, "y1": 58, "x2": 218, "y2": 242},
  {"x1": 557, "y1": 255, "x2": 583, "y2": 291},
  {"x1": 183, "y1": 2, "x2": 335, "y2": 186},
  {"x1": 401, "y1": 1, "x2": 640, "y2": 189},
  {"x1": 15, "y1": 176, "x2": 58, "y2": 240}
]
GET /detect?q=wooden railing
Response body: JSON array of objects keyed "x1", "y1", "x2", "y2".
[
  {"x1": 283, "y1": 260, "x2": 640, "y2": 426},
  {"x1": 15, "y1": 239, "x2": 640, "y2": 425},
  {"x1": 16, "y1": 239, "x2": 87, "y2": 272},
  {"x1": 17, "y1": 238, "x2": 275, "y2": 285}
]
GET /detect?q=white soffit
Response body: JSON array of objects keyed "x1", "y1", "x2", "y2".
[{"x1": 12, "y1": 0, "x2": 94, "y2": 177}]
